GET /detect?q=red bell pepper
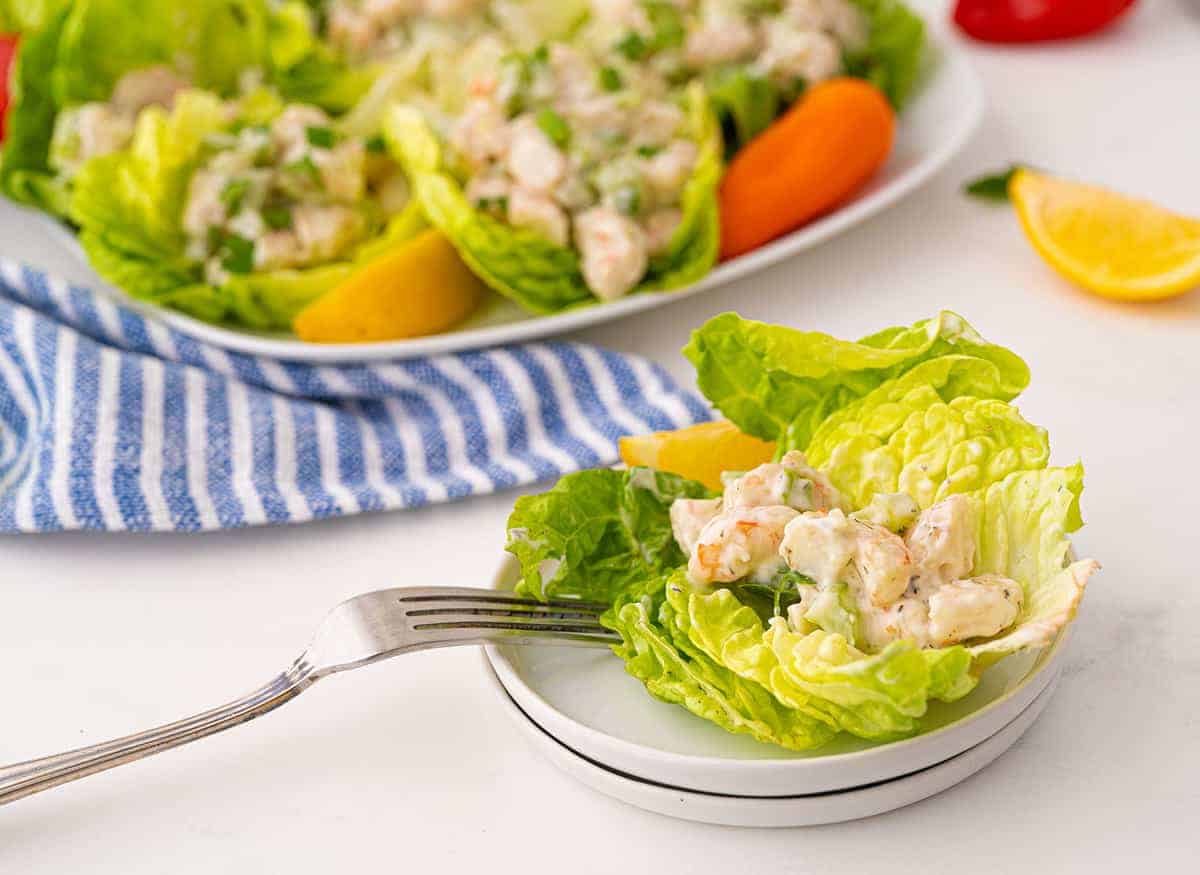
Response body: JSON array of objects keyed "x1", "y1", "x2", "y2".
[
  {"x1": 0, "y1": 34, "x2": 18, "y2": 143},
  {"x1": 954, "y1": 0, "x2": 1138, "y2": 44}
]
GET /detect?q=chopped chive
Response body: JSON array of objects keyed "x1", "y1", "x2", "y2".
[
  {"x1": 219, "y1": 178, "x2": 250, "y2": 216},
  {"x1": 286, "y1": 154, "x2": 323, "y2": 185},
  {"x1": 535, "y1": 107, "x2": 571, "y2": 149},
  {"x1": 530, "y1": 44, "x2": 549, "y2": 65},
  {"x1": 614, "y1": 31, "x2": 649, "y2": 61},
  {"x1": 365, "y1": 134, "x2": 387, "y2": 153},
  {"x1": 964, "y1": 165, "x2": 1022, "y2": 202},
  {"x1": 598, "y1": 65, "x2": 623, "y2": 92},
  {"x1": 305, "y1": 125, "x2": 340, "y2": 149},
  {"x1": 219, "y1": 233, "x2": 255, "y2": 274},
  {"x1": 262, "y1": 205, "x2": 293, "y2": 230},
  {"x1": 635, "y1": 144, "x2": 662, "y2": 158}
]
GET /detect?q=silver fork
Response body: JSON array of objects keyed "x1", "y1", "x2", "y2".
[{"x1": 0, "y1": 587, "x2": 616, "y2": 806}]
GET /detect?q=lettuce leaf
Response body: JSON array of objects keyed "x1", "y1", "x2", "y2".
[
  {"x1": 683, "y1": 311, "x2": 1030, "y2": 450},
  {"x1": 845, "y1": 0, "x2": 927, "y2": 110},
  {"x1": 268, "y1": 1, "x2": 377, "y2": 112},
  {"x1": 505, "y1": 467, "x2": 712, "y2": 603},
  {"x1": 0, "y1": 0, "x2": 271, "y2": 215},
  {"x1": 703, "y1": 65, "x2": 779, "y2": 157},
  {"x1": 384, "y1": 81, "x2": 722, "y2": 314}
]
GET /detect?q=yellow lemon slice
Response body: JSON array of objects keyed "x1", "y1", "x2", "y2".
[
  {"x1": 619, "y1": 420, "x2": 776, "y2": 491},
  {"x1": 294, "y1": 230, "x2": 486, "y2": 343},
  {"x1": 1010, "y1": 168, "x2": 1200, "y2": 301}
]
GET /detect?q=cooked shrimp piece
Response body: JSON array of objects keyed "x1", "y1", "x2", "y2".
[
  {"x1": 818, "y1": 0, "x2": 869, "y2": 50},
  {"x1": 363, "y1": 0, "x2": 421, "y2": 28},
  {"x1": 507, "y1": 187, "x2": 570, "y2": 247},
  {"x1": 758, "y1": 22, "x2": 842, "y2": 84},
  {"x1": 181, "y1": 169, "x2": 228, "y2": 237},
  {"x1": 642, "y1": 208, "x2": 682, "y2": 256},
  {"x1": 685, "y1": 14, "x2": 758, "y2": 66},
  {"x1": 255, "y1": 229, "x2": 305, "y2": 271},
  {"x1": 74, "y1": 104, "x2": 134, "y2": 167},
  {"x1": 272, "y1": 104, "x2": 333, "y2": 164},
  {"x1": 690, "y1": 505, "x2": 799, "y2": 585},
  {"x1": 328, "y1": 1, "x2": 379, "y2": 54},
  {"x1": 424, "y1": 0, "x2": 486, "y2": 18},
  {"x1": 927, "y1": 575, "x2": 1023, "y2": 646},
  {"x1": 670, "y1": 497, "x2": 723, "y2": 555},
  {"x1": 466, "y1": 173, "x2": 511, "y2": 206},
  {"x1": 633, "y1": 101, "x2": 685, "y2": 147},
  {"x1": 574, "y1": 207, "x2": 649, "y2": 299},
  {"x1": 725, "y1": 452, "x2": 844, "y2": 512},
  {"x1": 779, "y1": 510, "x2": 856, "y2": 588},
  {"x1": 905, "y1": 494, "x2": 977, "y2": 593},
  {"x1": 450, "y1": 98, "x2": 511, "y2": 170},
  {"x1": 110, "y1": 65, "x2": 188, "y2": 115},
  {"x1": 640, "y1": 140, "x2": 698, "y2": 203},
  {"x1": 783, "y1": 0, "x2": 827, "y2": 29},
  {"x1": 851, "y1": 520, "x2": 912, "y2": 606},
  {"x1": 506, "y1": 116, "x2": 567, "y2": 194},
  {"x1": 293, "y1": 204, "x2": 364, "y2": 262},
  {"x1": 857, "y1": 595, "x2": 932, "y2": 651},
  {"x1": 315, "y1": 139, "x2": 367, "y2": 202}
]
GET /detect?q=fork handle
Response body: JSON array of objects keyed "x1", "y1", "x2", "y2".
[{"x1": 0, "y1": 659, "x2": 315, "y2": 806}]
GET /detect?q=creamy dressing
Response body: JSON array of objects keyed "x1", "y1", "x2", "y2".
[{"x1": 670, "y1": 456, "x2": 1027, "y2": 652}]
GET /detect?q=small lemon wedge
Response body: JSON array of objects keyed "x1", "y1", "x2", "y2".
[
  {"x1": 294, "y1": 230, "x2": 486, "y2": 343},
  {"x1": 1010, "y1": 168, "x2": 1200, "y2": 301},
  {"x1": 619, "y1": 420, "x2": 776, "y2": 491}
]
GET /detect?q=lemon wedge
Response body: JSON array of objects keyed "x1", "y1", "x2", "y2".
[
  {"x1": 619, "y1": 420, "x2": 776, "y2": 491},
  {"x1": 1010, "y1": 168, "x2": 1200, "y2": 301},
  {"x1": 294, "y1": 230, "x2": 486, "y2": 343}
]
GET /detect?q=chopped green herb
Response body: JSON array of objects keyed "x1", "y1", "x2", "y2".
[
  {"x1": 635, "y1": 144, "x2": 662, "y2": 158},
  {"x1": 965, "y1": 165, "x2": 1023, "y2": 202},
  {"x1": 474, "y1": 195, "x2": 509, "y2": 213},
  {"x1": 305, "y1": 125, "x2": 340, "y2": 149},
  {"x1": 614, "y1": 31, "x2": 649, "y2": 61},
  {"x1": 643, "y1": 1, "x2": 685, "y2": 51},
  {"x1": 365, "y1": 134, "x2": 387, "y2": 153},
  {"x1": 262, "y1": 205, "x2": 293, "y2": 230},
  {"x1": 219, "y1": 178, "x2": 249, "y2": 216},
  {"x1": 613, "y1": 185, "x2": 641, "y2": 216},
  {"x1": 286, "y1": 154, "x2": 323, "y2": 185},
  {"x1": 740, "y1": 0, "x2": 782, "y2": 15},
  {"x1": 535, "y1": 108, "x2": 571, "y2": 149},
  {"x1": 220, "y1": 233, "x2": 255, "y2": 274},
  {"x1": 598, "y1": 65, "x2": 623, "y2": 92},
  {"x1": 530, "y1": 44, "x2": 549, "y2": 65}
]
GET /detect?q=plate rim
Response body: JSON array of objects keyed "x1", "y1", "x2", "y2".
[
  {"x1": 485, "y1": 552, "x2": 1071, "y2": 795},
  {"x1": 32, "y1": 29, "x2": 984, "y2": 363},
  {"x1": 488, "y1": 653, "x2": 1062, "y2": 827}
]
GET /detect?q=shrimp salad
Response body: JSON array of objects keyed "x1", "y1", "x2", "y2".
[
  {"x1": 673, "y1": 452, "x2": 1026, "y2": 652},
  {"x1": 505, "y1": 311, "x2": 1097, "y2": 751}
]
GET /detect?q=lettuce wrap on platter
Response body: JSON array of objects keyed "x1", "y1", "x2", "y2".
[{"x1": 505, "y1": 312, "x2": 1098, "y2": 750}]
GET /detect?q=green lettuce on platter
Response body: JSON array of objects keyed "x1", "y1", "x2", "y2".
[
  {"x1": 383, "y1": 80, "x2": 722, "y2": 315},
  {"x1": 505, "y1": 313, "x2": 1097, "y2": 752},
  {"x1": 0, "y1": 0, "x2": 272, "y2": 217},
  {"x1": 67, "y1": 89, "x2": 426, "y2": 329}
]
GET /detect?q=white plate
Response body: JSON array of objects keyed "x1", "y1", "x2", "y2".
[
  {"x1": 37, "y1": 8, "x2": 983, "y2": 363},
  {"x1": 489, "y1": 656, "x2": 1060, "y2": 828},
  {"x1": 486, "y1": 554, "x2": 1069, "y2": 797}
]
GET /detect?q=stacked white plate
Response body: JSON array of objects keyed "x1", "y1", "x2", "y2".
[{"x1": 484, "y1": 556, "x2": 1069, "y2": 827}]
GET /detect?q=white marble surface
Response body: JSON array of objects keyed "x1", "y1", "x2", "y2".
[{"x1": 2, "y1": 0, "x2": 1198, "y2": 869}]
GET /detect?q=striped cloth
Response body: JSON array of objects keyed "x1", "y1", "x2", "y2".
[{"x1": 0, "y1": 260, "x2": 711, "y2": 533}]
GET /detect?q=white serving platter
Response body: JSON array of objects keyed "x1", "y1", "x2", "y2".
[
  {"x1": 36, "y1": 6, "x2": 983, "y2": 362},
  {"x1": 485, "y1": 553, "x2": 1070, "y2": 798},
  {"x1": 488, "y1": 655, "x2": 1060, "y2": 828}
]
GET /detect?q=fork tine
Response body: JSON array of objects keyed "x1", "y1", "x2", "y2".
[
  {"x1": 394, "y1": 586, "x2": 608, "y2": 612},
  {"x1": 405, "y1": 622, "x2": 620, "y2": 649}
]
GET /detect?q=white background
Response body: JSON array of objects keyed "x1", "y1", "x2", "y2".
[{"x1": 2, "y1": 0, "x2": 1198, "y2": 870}]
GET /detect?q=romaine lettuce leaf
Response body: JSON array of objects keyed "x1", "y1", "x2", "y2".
[
  {"x1": 505, "y1": 467, "x2": 712, "y2": 603},
  {"x1": 683, "y1": 311, "x2": 1030, "y2": 450},
  {"x1": 845, "y1": 0, "x2": 927, "y2": 110},
  {"x1": 703, "y1": 65, "x2": 779, "y2": 157},
  {"x1": 0, "y1": 0, "x2": 271, "y2": 215},
  {"x1": 268, "y1": 1, "x2": 377, "y2": 112},
  {"x1": 384, "y1": 81, "x2": 722, "y2": 314}
]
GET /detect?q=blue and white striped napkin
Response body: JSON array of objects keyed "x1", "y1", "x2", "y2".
[{"x1": 0, "y1": 260, "x2": 711, "y2": 533}]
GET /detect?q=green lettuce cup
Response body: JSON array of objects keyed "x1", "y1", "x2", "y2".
[{"x1": 505, "y1": 313, "x2": 1097, "y2": 751}]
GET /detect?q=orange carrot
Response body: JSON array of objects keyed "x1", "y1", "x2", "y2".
[{"x1": 718, "y1": 78, "x2": 896, "y2": 260}]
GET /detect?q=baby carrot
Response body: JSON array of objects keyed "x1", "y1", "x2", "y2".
[{"x1": 718, "y1": 78, "x2": 896, "y2": 260}]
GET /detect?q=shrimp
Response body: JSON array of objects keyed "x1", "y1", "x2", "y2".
[
  {"x1": 110, "y1": 65, "x2": 188, "y2": 116},
  {"x1": 723, "y1": 451, "x2": 844, "y2": 512},
  {"x1": 507, "y1": 187, "x2": 570, "y2": 247},
  {"x1": 641, "y1": 208, "x2": 682, "y2": 256},
  {"x1": 573, "y1": 206, "x2": 649, "y2": 300},
  {"x1": 927, "y1": 575, "x2": 1023, "y2": 646},
  {"x1": 690, "y1": 505, "x2": 799, "y2": 585},
  {"x1": 293, "y1": 204, "x2": 365, "y2": 263},
  {"x1": 758, "y1": 22, "x2": 842, "y2": 85},
  {"x1": 670, "y1": 497, "x2": 723, "y2": 555},
  {"x1": 506, "y1": 116, "x2": 567, "y2": 194},
  {"x1": 905, "y1": 494, "x2": 977, "y2": 594},
  {"x1": 640, "y1": 140, "x2": 698, "y2": 204}
]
